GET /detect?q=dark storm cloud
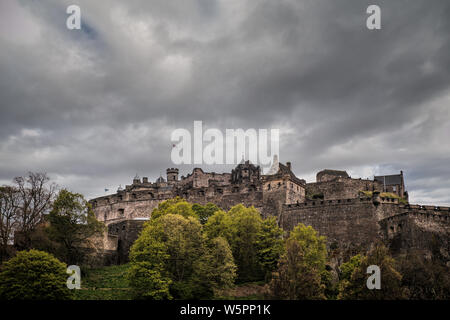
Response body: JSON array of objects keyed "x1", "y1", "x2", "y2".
[{"x1": 0, "y1": 0, "x2": 449, "y2": 204}]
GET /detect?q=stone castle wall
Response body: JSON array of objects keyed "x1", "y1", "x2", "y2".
[
  {"x1": 379, "y1": 205, "x2": 450, "y2": 260},
  {"x1": 306, "y1": 178, "x2": 382, "y2": 200},
  {"x1": 88, "y1": 163, "x2": 450, "y2": 266},
  {"x1": 280, "y1": 197, "x2": 398, "y2": 257}
]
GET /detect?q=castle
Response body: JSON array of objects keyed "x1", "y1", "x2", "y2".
[{"x1": 89, "y1": 158, "x2": 450, "y2": 266}]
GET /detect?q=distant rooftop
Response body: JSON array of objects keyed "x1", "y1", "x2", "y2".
[{"x1": 317, "y1": 169, "x2": 349, "y2": 177}]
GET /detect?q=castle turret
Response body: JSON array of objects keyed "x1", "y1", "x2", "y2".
[{"x1": 167, "y1": 168, "x2": 179, "y2": 182}]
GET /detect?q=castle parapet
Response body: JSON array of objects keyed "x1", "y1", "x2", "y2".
[{"x1": 284, "y1": 197, "x2": 374, "y2": 209}]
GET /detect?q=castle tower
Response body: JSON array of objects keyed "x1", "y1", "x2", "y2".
[{"x1": 167, "y1": 168, "x2": 179, "y2": 182}]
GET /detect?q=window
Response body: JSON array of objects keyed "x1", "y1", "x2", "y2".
[
  {"x1": 118, "y1": 209, "x2": 124, "y2": 215},
  {"x1": 132, "y1": 193, "x2": 137, "y2": 199},
  {"x1": 392, "y1": 186, "x2": 397, "y2": 192}
]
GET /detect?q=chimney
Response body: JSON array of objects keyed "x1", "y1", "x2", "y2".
[{"x1": 286, "y1": 162, "x2": 291, "y2": 170}]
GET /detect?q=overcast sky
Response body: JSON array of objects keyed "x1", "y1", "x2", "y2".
[{"x1": 1, "y1": 0, "x2": 449, "y2": 205}]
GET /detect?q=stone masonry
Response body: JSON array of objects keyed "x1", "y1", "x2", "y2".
[{"x1": 89, "y1": 160, "x2": 450, "y2": 265}]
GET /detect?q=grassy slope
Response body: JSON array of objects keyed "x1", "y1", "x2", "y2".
[
  {"x1": 214, "y1": 281, "x2": 266, "y2": 300},
  {"x1": 73, "y1": 264, "x2": 266, "y2": 300},
  {"x1": 73, "y1": 264, "x2": 132, "y2": 300}
]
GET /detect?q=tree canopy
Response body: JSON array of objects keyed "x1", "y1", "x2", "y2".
[
  {"x1": 129, "y1": 211, "x2": 236, "y2": 299},
  {"x1": 46, "y1": 189, "x2": 105, "y2": 264},
  {"x1": 0, "y1": 249, "x2": 72, "y2": 300}
]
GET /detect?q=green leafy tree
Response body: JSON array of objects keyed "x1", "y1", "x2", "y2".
[
  {"x1": 0, "y1": 249, "x2": 72, "y2": 300},
  {"x1": 289, "y1": 223, "x2": 327, "y2": 273},
  {"x1": 268, "y1": 238, "x2": 325, "y2": 299},
  {"x1": 340, "y1": 254, "x2": 363, "y2": 281},
  {"x1": 192, "y1": 202, "x2": 221, "y2": 224},
  {"x1": 338, "y1": 244, "x2": 407, "y2": 300},
  {"x1": 256, "y1": 216, "x2": 285, "y2": 279},
  {"x1": 129, "y1": 213, "x2": 236, "y2": 299},
  {"x1": 190, "y1": 237, "x2": 237, "y2": 298},
  {"x1": 205, "y1": 204, "x2": 286, "y2": 283},
  {"x1": 268, "y1": 223, "x2": 327, "y2": 299},
  {"x1": 127, "y1": 261, "x2": 172, "y2": 300},
  {"x1": 337, "y1": 254, "x2": 362, "y2": 297},
  {"x1": 150, "y1": 197, "x2": 198, "y2": 220},
  {"x1": 46, "y1": 189, "x2": 105, "y2": 264},
  {"x1": 228, "y1": 205, "x2": 264, "y2": 282},
  {"x1": 203, "y1": 209, "x2": 233, "y2": 240}
]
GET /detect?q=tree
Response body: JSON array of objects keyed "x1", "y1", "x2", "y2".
[
  {"x1": 223, "y1": 205, "x2": 264, "y2": 282},
  {"x1": 338, "y1": 244, "x2": 407, "y2": 300},
  {"x1": 0, "y1": 249, "x2": 72, "y2": 300},
  {"x1": 337, "y1": 254, "x2": 362, "y2": 296},
  {"x1": 205, "y1": 204, "x2": 286, "y2": 283},
  {"x1": 288, "y1": 223, "x2": 327, "y2": 273},
  {"x1": 150, "y1": 197, "x2": 198, "y2": 221},
  {"x1": 203, "y1": 209, "x2": 233, "y2": 240},
  {"x1": 127, "y1": 261, "x2": 172, "y2": 300},
  {"x1": 0, "y1": 186, "x2": 19, "y2": 262},
  {"x1": 192, "y1": 202, "x2": 221, "y2": 224},
  {"x1": 339, "y1": 254, "x2": 363, "y2": 282},
  {"x1": 268, "y1": 238, "x2": 325, "y2": 300},
  {"x1": 397, "y1": 251, "x2": 450, "y2": 300},
  {"x1": 129, "y1": 213, "x2": 236, "y2": 299},
  {"x1": 268, "y1": 223, "x2": 327, "y2": 299},
  {"x1": 191, "y1": 237, "x2": 237, "y2": 298},
  {"x1": 46, "y1": 189, "x2": 104, "y2": 264},
  {"x1": 13, "y1": 172, "x2": 57, "y2": 250},
  {"x1": 256, "y1": 216, "x2": 284, "y2": 280}
]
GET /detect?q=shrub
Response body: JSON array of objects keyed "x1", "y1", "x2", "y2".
[{"x1": 0, "y1": 249, "x2": 72, "y2": 300}]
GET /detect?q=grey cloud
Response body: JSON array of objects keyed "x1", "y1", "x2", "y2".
[{"x1": 0, "y1": 0, "x2": 449, "y2": 204}]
